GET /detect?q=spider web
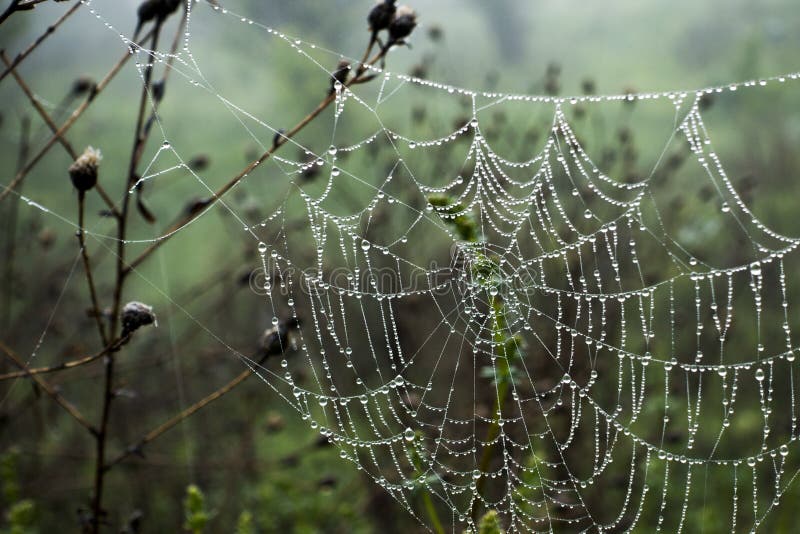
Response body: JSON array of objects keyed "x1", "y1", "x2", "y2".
[{"x1": 7, "y1": 1, "x2": 800, "y2": 531}]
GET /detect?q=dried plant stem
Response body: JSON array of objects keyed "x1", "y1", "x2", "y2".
[
  {"x1": 125, "y1": 48, "x2": 389, "y2": 274},
  {"x1": 0, "y1": 29, "x2": 154, "y2": 203},
  {"x1": 104, "y1": 353, "x2": 269, "y2": 471},
  {"x1": 0, "y1": 340, "x2": 98, "y2": 435},
  {"x1": 91, "y1": 20, "x2": 167, "y2": 531},
  {"x1": 78, "y1": 191, "x2": 109, "y2": 345},
  {"x1": 0, "y1": 0, "x2": 82, "y2": 83},
  {"x1": 1, "y1": 115, "x2": 29, "y2": 341},
  {"x1": 0, "y1": 337, "x2": 127, "y2": 380}
]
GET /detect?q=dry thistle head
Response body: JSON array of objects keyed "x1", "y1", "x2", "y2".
[
  {"x1": 388, "y1": 5, "x2": 417, "y2": 43},
  {"x1": 121, "y1": 301, "x2": 157, "y2": 336},
  {"x1": 68, "y1": 146, "x2": 102, "y2": 193},
  {"x1": 187, "y1": 153, "x2": 210, "y2": 171},
  {"x1": 71, "y1": 75, "x2": 96, "y2": 96},
  {"x1": 623, "y1": 86, "x2": 637, "y2": 105},
  {"x1": 151, "y1": 79, "x2": 166, "y2": 103},
  {"x1": 259, "y1": 317, "x2": 302, "y2": 358},
  {"x1": 329, "y1": 60, "x2": 350, "y2": 95},
  {"x1": 137, "y1": 0, "x2": 181, "y2": 27},
  {"x1": 368, "y1": 0, "x2": 397, "y2": 33}
]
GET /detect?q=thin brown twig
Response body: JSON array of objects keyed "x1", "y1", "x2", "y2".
[
  {"x1": 92, "y1": 17, "x2": 168, "y2": 530},
  {"x1": 104, "y1": 352, "x2": 269, "y2": 472},
  {"x1": 0, "y1": 51, "x2": 121, "y2": 218},
  {"x1": 0, "y1": 0, "x2": 83, "y2": 83},
  {"x1": 0, "y1": 340, "x2": 98, "y2": 435},
  {"x1": 1, "y1": 115, "x2": 29, "y2": 345},
  {"x1": 78, "y1": 191, "x2": 109, "y2": 345},
  {"x1": 0, "y1": 336, "x2": 128, "y2": 380},
  {"x1": 0, "y1": 28, "x2": 154, "y2": 203},
  {"x1": 124, "y1": 47, "x2": 390, "y2": 275},
  {"x1": 111, "y1": 23, "x2": 164, "y2": 333}
]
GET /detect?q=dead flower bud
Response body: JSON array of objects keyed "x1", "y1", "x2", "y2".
[
  {"x1": 410, "y1": 63, "x2": 427, "y2": 79},
  {"x1": 699, "y1": 93, "x2": 714, "y2": 111},
  {"x1": 187, "y1": 154, "x2": 210, "y2": 171},
  {"x1": 68, "y1": 146, "x2": 102, "y2": 192},
  {"x1": 259, "y1": 317, "x2": 301, "y2": 358},
  {"x1": 71, "y1": 76, "x2": 96, "y2": 96},
  {"x1": 151, "y1": 79, "x2": 166, "y2": 103},
  {"x1": 623, "y1": 86, "x2": 637, "y2": 105},
  {"x1": 544, "y1": 76, "x2": 560, "y2": 96},
  {"x1": 317, "y1": 476, "x2": 337, "y2": 489},
  {"x1": 265, "y1": 412, "x2": 285, "y2": 433},
  {"x1": 136, "y1": 0, "x2": 182, "y2": 32},
  {"x1": 38, "y1": 228, "x2": 55, "y2": 250},
  {"x1": 314, "y1": 434, "x2": 333, "y2": 448},
  {"x1": 368, "y1": 0, "x2": 397, "y2": 33},
  {"x1": 121, "y1": 301, "x2": 157, "y2": 336},
  {"x1": 388, "y1": 5, "x2": 417, "y2": 44},
  {"x1": 272, "y1": 128, "x2": 286, "y2": 149},
  {"x1": 329, "y1": 60, "x2": 350, "y2": 95},
  {"x1": 184, "y1": 196, "x2": 212, "y2": 216}
]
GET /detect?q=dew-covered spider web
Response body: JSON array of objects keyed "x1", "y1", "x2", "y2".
[{"x1": 9, "y1": 1, "x2": 800, "y2": 531}]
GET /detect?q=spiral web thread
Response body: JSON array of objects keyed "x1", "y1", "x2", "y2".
[{"x1": 12, "y1": 1, "x2": 800, "y2": 531}]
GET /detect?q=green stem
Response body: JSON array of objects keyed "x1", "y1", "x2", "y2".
[
  {"x1": 421, "y1": 489, "x2": 446, "y2": 534},
  {"x1": 471, "y1": 297, "x2": 513, "y2": 523},
  {"x1": 410, "y1": 439, "x2": 445, "y2": 534}
]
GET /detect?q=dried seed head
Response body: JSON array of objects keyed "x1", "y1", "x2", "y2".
[
  {"x1": 623, "y1": 86, "x2": 637, "y2": 106},
  {"x1": 38, "y1": 228, "x2": 55, "y2": 250},
  {"x1": 272, "y1": 128, "x2": 286, "y2": 149},
  {"x1": 410, "y1": 63, "x2": 427, "y2": 79},
  {"x1": 329, "y1": 60, "x2": 350, "y2": 95},
  {"x1": 259, "y1": 317, "x2": 301, "y2": 358},
  {"x1": 388, "y1": 5, "x2": 417, "y2": 43},
  {"x1": 68, "y1": 146, "x2": 102, "y2": 192},
  {"x1": 137, "y1": 0, "x2": 160, "y2": 25},
  {"x1": 151, "y1": 79, "x2": 166, "y2": 103},
  {"x1": 121, "y1": 301, "x2": 157, "y2": 336},
  {"x1": 137, "y1": 0, "x2": 181, "y2": 26},
  {"x1": 187, "y1": 153, "x2": 210, "y2": 171},
  {"x1": 368, "y1": 0, "x2": 397, "y2": 33},
  {"x1": 317, "y1": 476, "x2": 337, "y2": 489},
  {"x1": 699, "y1": 93, "x2": 714, "y2": 111},
  {"x1": 71, "y1": 75, "x2": 96, "y2": 96},
  {"x1": 184, "y1": 196, "x2": 212, "y2": 216},
  {"x1": 265, "y1": 412, "x2": 285, "y2": 433}
]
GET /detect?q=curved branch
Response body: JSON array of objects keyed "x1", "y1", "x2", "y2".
[{"x1": 0, "y1": 336, "x2": 127, "y2": 381}]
